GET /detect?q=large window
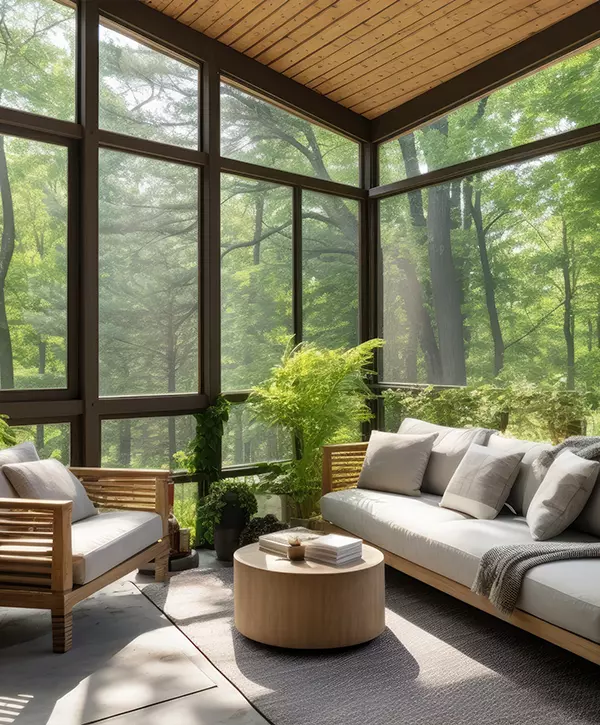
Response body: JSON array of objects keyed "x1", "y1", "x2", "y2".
[
  {"x1": 12, "y1": 422, "x2": 70, "y2": 463},
  {"x1": 0, "y1": 135, "x2": 68, "y2": 390},
  {"x1": 379, "y1": 43, "x2": 600, "y2": 185},
  {"x1": 220, "y1": 81, "x2": 360, "y2": 187},
  {"x1": 98, "y1": 149, "x2": 199, "y2": 397},
  {"x1": 222, "y1": 402, "x2": 292, "y2": 467},
  {"x1": 381, "y1": 140, "x2": 600, "y2": 390}
]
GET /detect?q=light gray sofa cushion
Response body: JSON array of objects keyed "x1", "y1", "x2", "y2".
[
  {"x1": 71, "y1": 509, "x2": 163, "y2": 584},
  {"x1": 3, "y1": 459, "x2": 98, "y2": 522},
  {"x1": 321, "y1": 488, "x2": 600, "y2": 643},
  {"x1": 526, "y1": 450, "x2": 600, "y2": 540},
  {"x1": 440, "y1": 443, "x2": 524, "y2": 519},
  {"x1": 358, "y1": 430, "x2": 437, "y2": 496},
  {"x1": 398, "y1": 418, "x2": 493, "y2": 495},
  {"x1": 0, "y1": 441, "x2": 39, "y2": 498},
  {"x1": 574, "y1": 479, "x2": 600, "y2": 538}
]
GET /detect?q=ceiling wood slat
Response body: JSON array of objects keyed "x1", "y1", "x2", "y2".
[{"x1": 139, "y1": 0, "x2": 598, "y2": 119}]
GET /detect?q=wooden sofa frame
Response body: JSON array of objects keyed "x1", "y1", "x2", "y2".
[
  {"x1": 322, "y1": 442, "x2": 600, "y2": 666},
  {"x1": 0, "y1": 467, "x2": 170, "y2": 653}
]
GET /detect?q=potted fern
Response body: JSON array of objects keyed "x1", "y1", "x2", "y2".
[{"x1": 250, "y1": 339, "x2": 383, "y2": 521}]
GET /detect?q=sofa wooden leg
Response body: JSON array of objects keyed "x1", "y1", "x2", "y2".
[
  {"x1": 51, "y1": 610, "x2": 73, "y2": 653},
  {"x1": 155, "y1": 551, "x2": 169, "y2": 582}
]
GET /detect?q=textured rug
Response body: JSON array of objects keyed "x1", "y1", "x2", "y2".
[{"x1": 142, "y1": 566, "x2": 600, "y2": 725}]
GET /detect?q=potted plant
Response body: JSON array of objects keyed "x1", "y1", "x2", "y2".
[
  {"x1": 197, "y1": 480, "x2": 258, "y2": 561},
  {"x1": 239, "y1": 513, "x2": 289, "y2": 547},
  {"x1": 249, "y1": 338, "x2": 384, "y2": 521}
]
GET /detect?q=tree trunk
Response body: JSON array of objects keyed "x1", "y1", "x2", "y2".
[
  {"x1": 588, "y1": 318, "x2": 593, "y2": 352},
  {"x1": 118, "y1": 419, "x2": 131, "y2": 467},
  {"x1": 397, "y1": 134, "x2": 426, "y2": 227},
  {"x1": 0, "y1": 135, "x2": 15, "y2": 389},
  {"x1": 561, "y1": 219, "x2": 575, "y2": 389},
  {"x1": 468, "y1": 188, "x2": 504, "y2": 376}
]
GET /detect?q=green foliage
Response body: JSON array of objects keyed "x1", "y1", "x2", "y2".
[
  {"x1": 250, "y1": 339, "x2": 383, "y2": 517},
  {"x1": 196, "y1": 479, "x2": 258, "y2": 545},
  {"x1": 0, "y1": 415, "x2": 16, "y2": 447},
  {"x1": 175, "y1": 397, "x2": 230, "y2": 482},
  {"x1": 239, "y1": 514, "x2": 289, "y2": 547},
  {"x1": 172, "y1": 482, "x2": 198, "y2": 547},
  {"x1": 382, "y1": 380, "x2": 591, "y2": 444}
]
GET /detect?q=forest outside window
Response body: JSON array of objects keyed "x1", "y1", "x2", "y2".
[
  {"x1": 99, "y1": 23, "x2": 199, "y2": 149},
  {"x1": 0, "y1": 0, "x2": 76, "y2": 122},
  {"x1": 220, "y1": 81, "x2": 360, "y2": 187},
  {"x1": 380, "y1": 140, "x2": 600, "y2": 390},
  {"x1": 222, "y1": 402, "x2": 292, "y2": 468},
  {"x1": 378, "y1": 43, "x2": 600, "y2": 185},
  {"x1": 11, "y1": 422, "x2": 70, "y2": 463},
  {"x1": 98, "y1": 149, "x2": 199, "y2": 397}
]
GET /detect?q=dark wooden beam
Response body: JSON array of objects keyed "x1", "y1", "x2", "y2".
[
  {"x1": 372, "y1": 3, "x2": 600, "y2": 143},
  {"x1": 98, "y1": 130, "x2": 208, "y2": 166},
  {"x1": 96, "y1": 394, "x2": 208, "y2": 417},
  {"x1": 0, "y1": 106, "x2": 82, "y2": 141},
  {"x1": 97, "y1": 0, "x2": 371, "y2": 142}
]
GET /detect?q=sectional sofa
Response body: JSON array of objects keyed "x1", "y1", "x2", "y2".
[{"x1": 321, "y1": 419, "x2": 600, "y2": 665}]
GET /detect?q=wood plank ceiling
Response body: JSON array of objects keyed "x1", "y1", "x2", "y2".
[{"x1": 141, "y1": 0, "x2": 598, "y2": 119}]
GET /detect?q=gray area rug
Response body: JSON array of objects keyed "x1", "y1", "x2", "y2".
[{"x1": 142, "y1": 566, "x2": 600, "y2": 725}]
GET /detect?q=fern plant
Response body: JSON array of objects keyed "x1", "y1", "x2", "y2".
[
  {"x1": 250, "y1": 339, "x2": 383, "y2": 518},
  {"x1": 0, "y1": 415, "x2": 16, "y2": 448}
]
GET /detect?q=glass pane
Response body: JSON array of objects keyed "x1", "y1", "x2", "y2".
[
  {"x1": 99, "y1": 149, "x2": 198, "y2": 397},
  {"x1": 0, "y1": 0, "x2": 76, "y2": 121},
  {"x1": 12, "y1": 422, "x2": 70, "y2": 463},
  {"x1": 0, "y1": 135, "x2": 67, "y2": 390},
  {"x1": 379, "y1": 43, "x2": 600, "y2": 185},
  {"x1": 99, "y1": 24, "x2": 199, "y2": 148},
  {"x1": 221, "y1": 174, "x2": 293, "y2": 391},
  {"x1": 222, "y1": 402, "x2": 292, "y2": 467},
  {"x1": 302, "y1": 191, "x2": 359, "y2": 349},
  {"x1": 101, "y1": 415, "x2": 195, "y2": 469},
  {"x1": 380, "y1": 140, "x2": 600, "y2": 389},
  {"x1": 221, "y1": 82, "x2": 359, "y2": 187}
]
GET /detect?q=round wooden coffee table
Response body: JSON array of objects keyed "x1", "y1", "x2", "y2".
[{"x1": 233, "y1": 542, "x2": 385, "y2": 649}]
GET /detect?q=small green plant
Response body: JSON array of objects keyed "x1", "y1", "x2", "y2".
[
  {"x1": 239, "y1": 514, "x2": 289, "y2": 547},
  {"x1": 196, "y1": 479, "x2": 257, "y2": 545},
  {"x1": 250, "y1": 338, "x2": 384, "y2": 518},
  {"x1": 0, "y1": 415, "x2": 16, "y2": 448}
]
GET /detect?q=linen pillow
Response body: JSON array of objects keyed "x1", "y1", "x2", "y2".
[
  {"x1": 398, "y1": 418, "x2": 495, "y2": 495},
  {"x1": 526, "y1": 450, "x2": 600, "y2": 541},
  {"x1": 0, "y1": 441, "x2": 40, "y2": 498},
  {"x1": 440, "y1": 443, "x2": 524, "y2": 519},
  {"x1": 3, "y1": 459, "x2": 97, "y2": 522},
  {"x1": 358, "y1": 430, "x2": 437, "y2": 496}
]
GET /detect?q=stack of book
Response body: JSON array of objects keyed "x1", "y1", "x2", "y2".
[
  {"x1": 258, "y1": 527, "x2": 322, "y2": 556},
  {"x1": 304, "y1": 534, "x2": 363, "y2": 565}
]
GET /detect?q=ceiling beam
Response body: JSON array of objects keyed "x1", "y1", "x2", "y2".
[
  {"x1": 372, "y1": 2, "x2": 600, "y2": 143},
  {"x1": 97, "y1": 0, "x2": 371, "y2": 142}
]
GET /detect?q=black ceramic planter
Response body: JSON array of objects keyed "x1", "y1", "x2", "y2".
[{"x1": 214, "y1": 498, "x2": 249, "y2": 562}]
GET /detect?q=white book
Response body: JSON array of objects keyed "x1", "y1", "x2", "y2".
[
  {"x1": 304, "y1": 534, "x2": 362, "y2": 553},
  {"x1": 259, "y1": 527, "x2": 322, "y2": 554}
]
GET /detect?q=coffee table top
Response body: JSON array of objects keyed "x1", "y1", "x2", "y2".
[{"x1": 234, "y1": 542, "x2": 383, "y2": 575}]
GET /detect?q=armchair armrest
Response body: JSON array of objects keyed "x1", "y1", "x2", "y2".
[
  {"x1": 322, "y1": 442, "x2": 368, "y2": 496},
  {"x1": 70, "y1": 467, "x2": 171, "y2": 538},
  {"x1": 0, "y1": 498, "x2": 72, "y2": 592}
]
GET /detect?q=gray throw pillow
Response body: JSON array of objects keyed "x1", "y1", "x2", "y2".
[
  {"x1": 440, "y1": 443, "x2": 524, "y2": 519},
  {"x1": 0, "y1": 441, "x2": 39, "y2": 498},
  {"x1": 398, "y1": 418, "x2": 495, "y2": 495},
  {"x1": 358, "y1": 430, "x2": 437, "y2": 496},
  {"x1": 3, "y1": 459, "x2": 98, "y2": 522},
  {"x1": 526, "y1": 450, "x2": 600, "y2": 541}
]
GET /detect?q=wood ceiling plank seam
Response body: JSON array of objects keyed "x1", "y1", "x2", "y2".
[
  {"x1": 350, "y1": 0, "x2": 590, "y2": 115},
  {"x1": 316, "y1": 0, "x2": 526, "y2": 98},
  {"x1": 327, "y1": 0, "x2": 563, "y2": 103},
  {"x1": 217, "y1": 0, "x2": 293, "y2": 46},
  {"x1": 176, "y1": 0, "x2": 227, "y2": 25},
  {"x1": 257, "y1": 0, "x2": 375, "y2": 67},
  {"x1": 204, "y1": 1, "x2": 267, "y2": 38},
  {"x1": 298, "y1": 0, "x2": 479, "y2": 88},
  {"x1": 142, "y1": 0, "x2": 174, "y2": 12},
  {"x1": 266, "y1": 0, "x2": 400, "y2": 74},
  {"x1": 160, "y1": 0, "x2": 195, "y2": 18},
  {"x1": 188, "y1": 0, "x2": 247, "y2": 33},
  {"x1": 243, "y1": 0, "x2": 338, "y2": 58},
  {"x1": 229, "y1": 0, "x2": 324, "y2": 52}
]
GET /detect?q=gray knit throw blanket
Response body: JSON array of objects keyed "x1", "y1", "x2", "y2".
[
  {"x1": 472, "y1": 543, "x2": 600, "y2": 616},
  {"x1": 533, "y1": 435, "x2": 600, "y2": 478}
]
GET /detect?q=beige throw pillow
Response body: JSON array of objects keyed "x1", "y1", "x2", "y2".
[
  {"x1": 526, "y1": 450, "x2": 600, "y2": 541},
  {"x1": 440, "y1": 443, "x2": 524, "y2": 519},
  {"x1": 3, "y1": 459, "x2": 98, "y2": 522},
  {"x1": 358, "y1": 430, "x2": 437, "y2": 496}
]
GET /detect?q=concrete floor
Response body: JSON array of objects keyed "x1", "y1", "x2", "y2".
[{"x1": 0, "y1": 552, "x2": 269, "y2": 725}]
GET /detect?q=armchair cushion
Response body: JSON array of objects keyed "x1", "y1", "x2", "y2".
[
  {"x1": 3, "y1": 458, "x2": 97, "y2": 522},
  {"x1": 71, "y1": 509, "x2": 164, "y2": 584},
  {"x1": 0, "y1": 441, "x2": 39, "y2": 498}
]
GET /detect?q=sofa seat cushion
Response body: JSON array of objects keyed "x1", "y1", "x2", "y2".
[
  {"x1": 321, "y1": 489, "x2": 600, "y2": 643},
  {"x1": 71, "y1": 510, "x2": 163, "y2": 585}
]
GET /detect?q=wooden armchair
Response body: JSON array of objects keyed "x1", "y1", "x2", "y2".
[
  {"x1": 0, "y1": 467, "x2": 170, "y2": 653},
  {"x1": 322, "y1": 442, "x2": 368, "y2": 496}
]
